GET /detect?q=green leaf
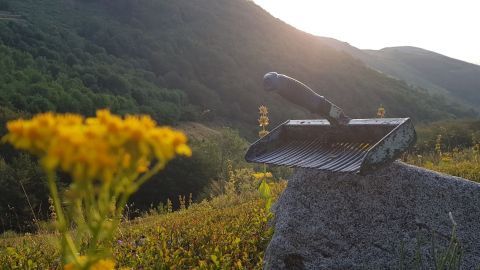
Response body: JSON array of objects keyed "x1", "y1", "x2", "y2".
[
  {"x1": 211, "y1": 254, "x2": 220, "y2": 267},
  {"x1": 258, "y1": 180, "x2": 271, "y2": 200}
]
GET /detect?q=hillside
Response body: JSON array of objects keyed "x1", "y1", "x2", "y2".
[
  {"x1": 366, "y1": 47, "x2": 480, "y2": 107},
  {"x1": 0, "y1": 0, "x2": 475, "y2": 138},
  {"x1": 318, "y1": 37, "x2": 480, "y2": 109}
]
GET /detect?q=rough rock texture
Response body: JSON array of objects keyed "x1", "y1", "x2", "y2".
[{"x1": 264, "y1": 162, "x2": 480, "y2": 269}]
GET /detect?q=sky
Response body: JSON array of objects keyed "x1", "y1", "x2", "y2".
[{"x1": 253, "y1": 0, "x2": 480, "y2": 64}]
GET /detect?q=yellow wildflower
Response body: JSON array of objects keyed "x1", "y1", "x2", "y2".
[
  {"x1": 63, "y1": 258, "x2": 114, "y2": 270},
  {"x1": 259, "y1": 105, "x2": 268, "y2": 115},
  {"x1": 63, "y1": 256, "x2": 87, "y2": 270},
  {"x1": 3, "y1": 109, "x2": 191, "y2": 183},
  {"x1": 63, "y1": 263, "x2": 75, "y2": 270},
  {"x1": 258, "y1": 105, "x2": 270, "y2": 138},
  {"x1": 253, "y1": 172, "x2": 264, "y2": 180},
  {"x1": 435, "y1": 134, "x2": 442, "y2": 155},
  {"x1": 136, "y1": 157, "x2": 150, "y2": 173},
  {"x1": 4, "y1": 110, "x2": 191, "y2": 269},
  {"x1": 252, "y1": 172, "x2": 273, "y2": 180},
  {"x1": 376, "y1": 104, "x2": 385, "y2": 118},
  {"x1": 90, "y1": 259, "x2": 115, "y2": 270},
  {"x1": 258, "y1": 115, "x2": 269, "y2": 127},
  {"x1": 259, "y1": 130, "x2": 269, "y2": 138},
  {"x1": 441, "y1": 153, "x2": 452, "y2": 163}
]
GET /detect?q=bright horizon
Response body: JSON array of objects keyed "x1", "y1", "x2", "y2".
[{"x1": 253, "y1": 0, "x2": 480, "y2": 65}]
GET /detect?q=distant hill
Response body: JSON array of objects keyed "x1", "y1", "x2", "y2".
[
  {"x1": 318, "y1": 37, "x2": 480, "y2": 109},
  {"x1": 0, "y1": 0, "x2": 475, "y2": 140}
]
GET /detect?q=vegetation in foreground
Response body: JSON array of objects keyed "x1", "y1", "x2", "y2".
[
  {"x1": 405, "y1": 119, "x2": 480, "y2": 183},
  {"x1": 0, "y1": 107, "x2": 282, "y2": 269},
  {"x1": 0, "y1": 181, "x2": 286, "y2": 269},
  {"x1": 0, "y1": 113, "x2": 250, "y2": 234},
  {"x1": 407, "y1": 147, "x2": 480, "y2": 182},
  {"x1": 3, "y1": 126, "x2": 478, "y2": 269},
  {"x1": 2, "y1": 110, "x2": 193, "y2": 268}
]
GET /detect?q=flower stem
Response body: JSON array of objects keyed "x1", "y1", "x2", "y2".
[{"x1": 47, "y1": 172, "x2": 80, "y2": 264}]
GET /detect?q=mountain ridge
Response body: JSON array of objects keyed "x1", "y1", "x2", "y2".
[{"x1": 317, "y1": 37, "x2": 480, "y2": 109}]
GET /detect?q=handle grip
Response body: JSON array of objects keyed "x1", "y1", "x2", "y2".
[{"x1": 263, "y1": 72, "x2": 350, "y2": 125}]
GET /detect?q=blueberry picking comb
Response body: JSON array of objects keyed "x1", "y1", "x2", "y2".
[{"x1": 245, "y1": 72, "x2": 416, "y2": 174}]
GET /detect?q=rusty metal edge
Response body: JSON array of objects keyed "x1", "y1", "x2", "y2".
[{"x1": 359, "y1": 118, "x2": 416, "y2": 175}]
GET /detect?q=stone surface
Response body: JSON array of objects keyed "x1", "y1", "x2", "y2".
[{"x1": 264, "y1": 162, "x2": 480, "y2": 269}]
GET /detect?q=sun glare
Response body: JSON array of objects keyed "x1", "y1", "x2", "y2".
[{"x1": 254, "y1": 0, "x2": 480, "y2": 64}]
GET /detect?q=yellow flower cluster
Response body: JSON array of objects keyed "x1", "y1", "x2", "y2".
[
  {"x1": 258, "y1": 115, "x2": 269, "y2": 127},
  {"x1": 259, "y1": 105, "x2": 268, "y2": 115},
  {"x1": 258, "y1": 130, "x2": 269, "y2": 138},
  {"x1": 258, "y1": 106, "x2": 269, "y2": 127},
  {"x1": 3, "y1": 110, "x2": 191, "y2": 182},
  {"x1": 435, "y1": 134, "x2": 442, "y2": 155},
  {"x1": 64, "y1": 258, "x2": 115, "y2": 270},
  {"x1": 252, "y1": 172, "x2": 273, "y2": 180},
  {"x1": 376, "y1": 104, "x2": 385, "y2": 118},
  {"x1": 258, "y1": 105, "x2": 269, "y2": 138}
]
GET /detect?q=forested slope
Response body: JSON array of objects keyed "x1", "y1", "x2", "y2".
[
  {"x1": 364, "y1": 47, "x2": 480, "y2": 107},
  {"x1": 0, "y1": 0, "x2": 475, "y2": 133}
]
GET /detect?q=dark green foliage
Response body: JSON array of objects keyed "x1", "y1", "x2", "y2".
[
  {"x1": 0, "y1": 154, "x2": 48, "y2": 233},
  {"x1": 0, "y1": 109, "x2": 47, "y2": 232},
  {"x1": 132, "y1": 128, "x2": 249, "y2": 211},
  {"x1": 0, "y1": 22, "x2": 190, "y2": 123},
  {"x1": 0, "y1": 1, "x2": 10, "y2": 11}
]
